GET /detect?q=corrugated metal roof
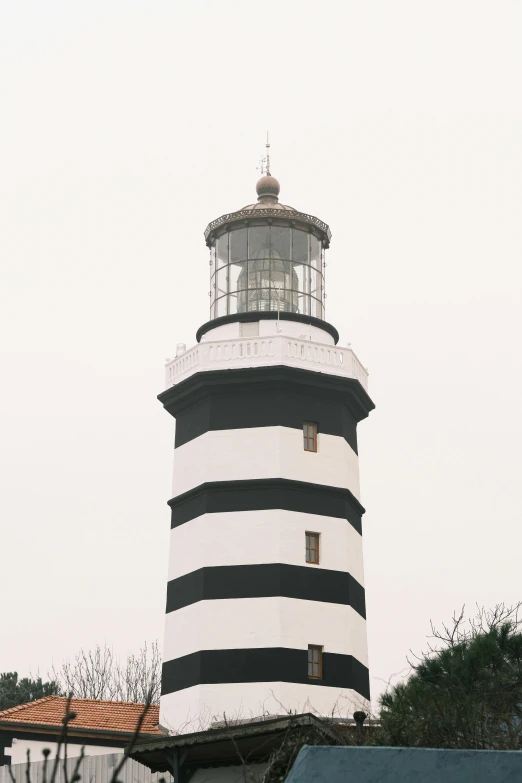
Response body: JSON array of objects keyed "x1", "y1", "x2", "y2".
[
  {"x1": 130, "y1": 713, "x2": 342, "y2": 773},
  {"x1": 286, "y1": 746, "x2": 522, "y2": 783}
]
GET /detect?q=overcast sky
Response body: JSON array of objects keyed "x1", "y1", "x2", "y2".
[{"x1": 1, "y1": 0, "x2": 521, "y2": 707}]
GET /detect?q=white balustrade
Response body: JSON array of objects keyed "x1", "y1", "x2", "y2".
[{"x1": 165, "y1": 336, "x2": 368, "y2": 392}]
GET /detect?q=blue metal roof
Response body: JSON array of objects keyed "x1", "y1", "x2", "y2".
[{"x1": 286, "y1": 745, "x2": 522, "y2": 783}]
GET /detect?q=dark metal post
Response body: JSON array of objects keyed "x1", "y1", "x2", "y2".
[
  {"x1": 353, "y1": 711, "x2": 367, "y2": 746},
  {"x1": 167, "y1": 749, "x2": 188, "y2": 783}
]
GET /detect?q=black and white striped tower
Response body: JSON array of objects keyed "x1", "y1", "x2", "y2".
[{"x1": 158, "y1": 170, "x2": 375, "y2": 732}]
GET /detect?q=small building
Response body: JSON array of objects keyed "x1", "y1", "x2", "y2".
[
  {"x1": 130, "y1": 713, "x2": 342, "y2": 783},
  {"x1": 0, "y1": 696, "x2": 162, "y2": 765}
]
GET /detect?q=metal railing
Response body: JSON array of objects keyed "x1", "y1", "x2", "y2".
[{"x1": 165, "y1": 336, "x2": 368, "y2": 392}]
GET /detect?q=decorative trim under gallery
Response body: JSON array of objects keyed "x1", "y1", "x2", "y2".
[
  {"x1": 165, "y1": 563, "x2": 366, "y2": 618},
  {"x1": 158, "y1": 365, "x2": 374, "y2": 451},
  {"x1": 168, "y1": 478, "x2": 365, "y2": 534},
  {"x1": 195, "y1": 312, "x2": 340, "y2": 344},
  {"x1": 161, "y1": 648, "x2": 370, "y2": 700}
]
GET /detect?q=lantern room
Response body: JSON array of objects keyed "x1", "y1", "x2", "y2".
[{"x1": 204, "y1": 174, "x2": 331, "y2": 322}]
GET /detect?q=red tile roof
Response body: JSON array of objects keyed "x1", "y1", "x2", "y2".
[{"x1": 0, "y1": 697, "x2": 161, "y2": 736}]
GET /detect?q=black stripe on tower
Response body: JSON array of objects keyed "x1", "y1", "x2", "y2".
[
  {"x1": 161, "y1": 648, "x2": 370, "y2": 700},
  {"x1": 168, "y1": 478, "x2": 365, "y2": 534},
  {"x1": 166, "y1": 563, "x2": 366, "y2": 618},
  {"x1": 158, "y1": 365, "x2": 375, "y2": 451}
]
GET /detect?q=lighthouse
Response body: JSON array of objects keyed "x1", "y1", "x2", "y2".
[{"x1": 158, "y1": 165, "x2": 375, "y2": 732}]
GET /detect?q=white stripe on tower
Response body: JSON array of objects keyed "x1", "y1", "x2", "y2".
[
  {"x1": 160, "y1": 682, "x2": 371, "y2": 734},
  {"x1": 163, "y1": 599, "x2": 369, "y2": 665},
  {"x1": 172, "y1": 427, "x2": 361, "y2": 499},
  {"x1": 167, "y1": 510, "x2": 366, "y2": 585}
]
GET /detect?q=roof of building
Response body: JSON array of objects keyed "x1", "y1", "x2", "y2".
[
  {"x1": 0, "y1": 696, "x2": 162, "y2": 737},
  {"x1": 130, "y1": 713, "x2": 342, "y2": 774},
  {"x1": 203, "y1": 176, "x2": 332, "y2": 246},
  {"x1": 286, "y1": 745, "x2": 522, "y2": 783}
]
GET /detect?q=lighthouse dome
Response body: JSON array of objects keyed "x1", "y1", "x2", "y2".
[{"x1": 256, "y1": 175, "x2": 280, "y2": 198}]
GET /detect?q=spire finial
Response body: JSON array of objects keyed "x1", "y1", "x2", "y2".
[
  {"x1": 255, "y1": 132, "x2": 280, "y2": 202},
  {"x1": 265, "y1": 130, "x2": 271, "y2": 176},
  {"x1": 257, "y1": 131, "x2": 271, "y2": 177}
]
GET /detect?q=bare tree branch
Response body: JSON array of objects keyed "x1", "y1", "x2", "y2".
[{"x1": 51, "y1": 642, "x2": 160, "y2": 704}]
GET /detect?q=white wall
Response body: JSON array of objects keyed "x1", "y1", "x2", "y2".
[
  {"x1": 1, "y1": 752, "x2": 173, "y2": 783},
  {"x1": 200, "y1": 318, "x2": 335, "y2": 345},
  {"x1": 160, "y1": 682, "x2": 369, "y2": 735},
  {"x1": 6, "y1": 738, "x2": 123, "y2": 765},
  {"x1": 163, "y1": 598, "x2": 368, "y2": 666},
  {"x1": 1, "y1": 748, "x2": 259, "y2": 783},
  {"x1": 168, "y1": 509, "x2": 365, "y2": 585},
  {"x1": 172, "y1": 427, "x2": 360, "y2": 499}
]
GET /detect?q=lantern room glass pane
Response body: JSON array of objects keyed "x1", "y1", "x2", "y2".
[
  {"x1": 310, "y1": 267, "x2": 320, "y2": 298},
  {"x1": 229, "y1": 260, "x2": 247, "y2": 292},
  {"x1": 217, "y1": 233, "x2": 228, "y2": 267},
  {"x1": 292, "y1": 229, "x2": 309, "y2": 264},
  {"x1": 271, "y1": 226, "x2": 291, "y2": 259},
  {"x1": 269, "y1": 258, "x2": 291, "y2": 288},
  {"x1": 216, "y1": 267, "x2": 227, "y2": 298},
  {"x1": 230, "y1": 228, "x2": 247, "y2": 263},
  {"x1": 310, "y1": 236, "x2": 321, "y2": 268},
  {"x1": 228, "y1": 293, "x2": 239, "y2": 314},
  {"x1": 248, "y1": 226, "x2": 271, "y2": 259},
  {"x1": 293, "y1": 263, "x2": 305, "y2": 294},
  {"x1": 248, "y1": 255, "x2": 272, "y2": 311},
  {"x1": 215, "y1": 295, "x2": 227, "y2": 318},
  {"x1": 311, "y1": 297, "x2": 323, "y2": 319},
  {"x1": 247, "y1": 288, "x2": 271, "y2": 311},
  {"x1": 250, "y1": 258, "x2": 270, "y2": 287},
  {"x1": 302, "y1": 264, "x2": 311, "y2": 297}
]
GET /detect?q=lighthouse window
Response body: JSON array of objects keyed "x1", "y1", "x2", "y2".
[
  {"x1": 308, "y1": 645, "x2": 323, "y2": 679},
  {"x1": 306, "y1": 532, "x2": 320, "y2": 564},
  {"x1": 303, "y1": 422, "x2": 318, "y2": 452}
]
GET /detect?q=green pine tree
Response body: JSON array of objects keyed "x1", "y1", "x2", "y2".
[
  {"x1": 380, "y1": 604, "x2": 522, "y2": 750},
  {"x1": 0, "y1": 672, "x2": 61, "y2": 711}
]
